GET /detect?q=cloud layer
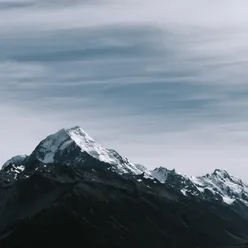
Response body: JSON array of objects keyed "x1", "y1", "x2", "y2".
[{"x1": 1, "y1": 0, "x2": 248, "y2": 179}]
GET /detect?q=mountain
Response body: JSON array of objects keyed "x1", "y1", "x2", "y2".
[
  {"x1": 151, "y1": 166, "x2": 248, "y2": 206},
  {"x1": 24, "y1": 126, "x2": 147, "y2": 176},
  {"x1": 151, "y1": 167, "x2": 202, "y2": 198},
  {"x1": 1, "y1": 126, "x2": 248, "y2": 247}
]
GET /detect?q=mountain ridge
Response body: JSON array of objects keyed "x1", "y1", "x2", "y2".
[
  {"x1": 2, "y1": 125, "x2": 248, "y2": 207},
  {"x1": 1, "y1": 126, "x2": 248, "y2": 247}
]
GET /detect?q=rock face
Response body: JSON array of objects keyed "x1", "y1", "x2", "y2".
[
  {"x1": 2, "y1": 155, "x2": 27, "y2": 170},
  {"x1": 1, "y1": 126, "x2": 248, "y2": 248}
]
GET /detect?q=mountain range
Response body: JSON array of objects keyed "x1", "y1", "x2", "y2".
[{"x1": 1, "y1": 126, "x2": 248, "y2": 248}]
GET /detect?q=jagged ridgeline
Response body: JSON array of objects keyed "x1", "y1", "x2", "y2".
[{"x1": 1, "y1": 126, "x2": 248, "y2": 248}]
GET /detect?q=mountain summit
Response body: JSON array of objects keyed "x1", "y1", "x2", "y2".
[{"x1": 12, "y1": 126, "x2": 146, "y2": 175}]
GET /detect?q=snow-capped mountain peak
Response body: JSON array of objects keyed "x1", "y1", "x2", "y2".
[
  {"x1": 192, "y1": 169, "x2": 248, "y2": 205},
  {"x1": 66, "y1": 126, "x2": 94, "y2": 145},
  {"x1": 212, "y1": 169, "x2": 230, "y2": 178},
  {"x1": 151, "y1": 167, "x2": 178, "y2": 183},
  {"x1": 150, "y1": 166, "x2": 248, "y2": 205},
  {"x1": 29, "y1": 126, "x2": 106, "y2": 164},
  {"x1": 65, "y1": 126, "x2": 122, "y2": 165},
  {"x1": 24, "y1": 126, "x2": 147, "y2": 175}
]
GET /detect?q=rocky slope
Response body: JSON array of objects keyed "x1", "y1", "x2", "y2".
[{"x1": 1, "y1": 126, "x2": 248, "y2": 248}]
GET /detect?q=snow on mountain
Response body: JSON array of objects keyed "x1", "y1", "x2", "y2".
[
  {"x1": 4, "y1": 164, "x2": 25, "y2": 180},
  {"x1": 191, "y1": 169, "x2": 248, "y2": 205},
  {"x1": 151, "y1": 166, "x2": 248, "y2": 205},
  {"x1": 2, "y1": 155, "x2": 28, "y2": 170},
  {"x1": 134, "y1": 164, "x2": 153, "y2": 177},
  {"x1": 2, "y1": 126, "x2": 248, "y2": 207},
  {"x1": 151, "y1": 167, "x2": 177, "y2": 183},
  {"x1": 151, "y1": 167, "x2": 202, "y2": 197},
  {"x1": 26, "y1": 126, "x2": 147, "y2": 175}
]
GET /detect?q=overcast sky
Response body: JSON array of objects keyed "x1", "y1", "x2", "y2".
[{"x1": 1, "y1": 0, "x2": 248, "y2": 180}]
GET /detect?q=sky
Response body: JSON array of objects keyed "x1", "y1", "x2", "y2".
[{"x1": 1, "y1": 0, "x2": 248, "y2": 180}]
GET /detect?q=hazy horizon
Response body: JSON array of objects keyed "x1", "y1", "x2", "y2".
[{"x1": 1, "y1": 0, "x2": 248, "y2": 180}]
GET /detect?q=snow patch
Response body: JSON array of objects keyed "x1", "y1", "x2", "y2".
[
  {"x1": 222, "y1": 196, "x2": 235, "y2": 205},
  {"x1": 181, "y1": 189, "x2": 187, "y2": 196}
]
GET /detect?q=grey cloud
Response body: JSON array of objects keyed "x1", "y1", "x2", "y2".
[
  {"x1": 1, "y1": 25, "x2": 248, "y2": 133},
  {"x1": 1, "y1": 1, "x2": 248, "y2": 179},
  {"x1": 0, "y1": 0, "x2": 107, "y2": 10}
]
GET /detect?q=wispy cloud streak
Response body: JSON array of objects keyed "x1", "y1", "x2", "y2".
[{"x1": 1, "y1": 0, "x2": 248, "y2": 179}]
